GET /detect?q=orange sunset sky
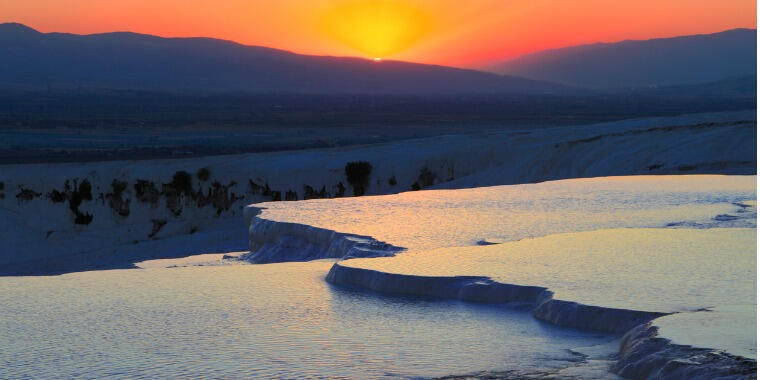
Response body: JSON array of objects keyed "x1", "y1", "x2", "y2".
[{"x1": 2, "y1": 0, "x2": 756, "y2": 67}]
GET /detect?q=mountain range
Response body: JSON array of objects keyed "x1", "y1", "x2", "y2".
[
  {"x1": 488, "y1": 28, "x2": 756, "y2": 88},
  {"x1": 0, "y1": 23, "x2": 755, "y2": 94},
  {"x1": 0, "y1": 23, "x2": 564, "y2": 95}
]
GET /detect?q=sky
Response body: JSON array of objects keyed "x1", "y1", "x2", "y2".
[{"x1": 2, "y1": 0, "x2": 756, "y2": 67}]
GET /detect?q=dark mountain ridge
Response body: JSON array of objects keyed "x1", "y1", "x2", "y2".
[
  {"x1": 0, "y1": 23, "x2": 567, "y2": 95},
  {"x1": 489, "y1": 28, "x2": 757, "y2": 88}
]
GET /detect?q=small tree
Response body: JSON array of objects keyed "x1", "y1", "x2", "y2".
[
  {"x1": 170, "y1": 171, "x2": 194, "y2": 196},
  {"x1": 345, "y1": 161, "x2": 372, "y2": 196},
  {"x1": 197, "y1": 167, "x2": 211, "y2": 182}
]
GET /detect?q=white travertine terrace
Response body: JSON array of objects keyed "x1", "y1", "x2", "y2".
[{"x1": 243, "y1": 175, "x2": 757, "y2": 378}]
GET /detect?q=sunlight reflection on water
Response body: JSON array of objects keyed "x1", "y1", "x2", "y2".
[
  {"x1": 0, "y1": 262, "x2": 613, "y2": 379},
  {"x1": 2, "y1": 175, "x2": 754, "y2": 378},
  {"x1": 255, "y1": 175, "x2": 756, "y2": 252}
]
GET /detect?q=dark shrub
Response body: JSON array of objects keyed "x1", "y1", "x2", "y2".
[
  {"x1": 162, "y1": 171, "x2": 194, "y2": 216},
  {"x1": 16, "y1": 186, "x2": 42, "y2": 202},
  {"x1": 48, "y1": 189, "x2": 67, "y2": 203},
  {"x1": 411, "y1": 167, "x2": 436, "y2": 191},
  {"x1": 335, "y1": 182, "x2": 346, "y2": 198},
  {"x1": 345, "y1": 161, "x2": 372, "y2": 196},
  {"x1": 44, "y1": 179, "x2": 93, "y2": 224},
  {"x1": 70, "y1": 179, "x2": 92, "y2": 210},
  {"x1": 110, "y1": 180, "x2": 127, "y2": 196},
  {"x1": 197, "y1": 168, "x2": 211, "y2": 181},
  {"x1": 285, "y1": 190, "x2": 298, "y2": 201},
  {"x1": 134, "y1": 180, "x2": 160, "y2": 205},
  {"x1": 170, "y1": 171, "x2": 194, "y2": 196},
  {"x1": 71, "y1": 179, "x2": 93, "y2": 225},
  {"x1": 304, "y1": 185, "x2": 328, "y2": 199},
  {"x1": 249, "y1": 180, "x2": 265, "y2": 194},
  {"x1": 107, "y1": 180, "x2": 130, "y2": 217}
]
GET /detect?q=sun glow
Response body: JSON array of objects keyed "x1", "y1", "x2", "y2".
[{"x1": 320, "y1": 0, "x2": 433, "y2": 59}]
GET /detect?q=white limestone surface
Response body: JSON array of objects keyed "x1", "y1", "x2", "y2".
[
  {"x1": 2, "y1": 110, "x2": 754, "y2": 273},
  {"x1": 246, "y1": 175, "x2": 756, "y2": 361},
  {"x1": 340, "y1": 228, "x2": 756, "y2": 358},
  {"x1": 249, "y1": 175, "x2": 756, "y2": 255},
  {"x1": 654, "y1": 305, "x2": 757, "y2": 359},
  {"x1": 342, "y1": 228, "x2": 755, "y2": 313}
]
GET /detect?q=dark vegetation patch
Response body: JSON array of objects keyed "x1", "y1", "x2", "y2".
[
  {"x1": 335, "y1": 182, "x2": 346, "y2": 198},
  {"x1": 647, "y1": 163, "x2": 664, "y2": 171},
  {"x1": 0, "y1": 181, "x2": 4, "y2": 199},
  {"x1": 70, "y1": 179, "x2": 93, "y2": 225},
  {"x1": 48, "y1": 188, "x2": 67, "y2": 203},
  {"x1": 249, "y1": 180, "x2": 266, "y2": 195},
  {"x1": 162, "y1": 171, "x2": 194, "y2": 216},
  {"x1": 134, "y1": 180, "x2": 160, "y2": 206},
  {"x1": 105, "y1": 179, "x2": 130, "y2": 217},
  {"x1": 411, "y1": 167, "x2": 436, "y2": 191},
  {"x1": 159, "y1": 171, "x2": 243, "y2": 216},
  {"x1": 196, "y1": 181, "x2": 243, "y2": 216},
  {"x1": 45, "y1": 179, "x2": 94, "y2": 224},
  {"x1": 304, "y1": 185, "x2": 329, "y2": 200},
  {"x1": 197, "y1": 167, "x2": 210, "y2": 182},
  {"x1": 249, "y1": 180, "x2": 283, "y2": 201},
  {"x1": 252, "y1": 179, "x2": 337, "y2": 201},
  {"x1": 167, "y1": 171, "x2": 194, "y2": 195},
  {"x1": 388, "y1": 176, "x2": 397, "y2": 186},
  {"x1": 284, "y1": 190, "x2": 298, "y2": 201},
  {"x1": 345, "y1": 161, "x2": 372, "y2": 196},
  {"x1": 16, "y1": 186, "x2": 41, "y2": 202},
  {"x1": 34, "y1": 170, "x2": 248, "y2": 226}
]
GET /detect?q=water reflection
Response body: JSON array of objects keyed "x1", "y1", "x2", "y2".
[{"x1": 0, "y1": 263, "x2": 613, "y2": 379}]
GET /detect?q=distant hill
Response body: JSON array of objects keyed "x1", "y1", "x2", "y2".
[
  {"x1": 0, "y1": 23, "x2": 567, "y2": 95},
  {"x1": 488, "y1": 29, "x2": 757, "y2": 88}
]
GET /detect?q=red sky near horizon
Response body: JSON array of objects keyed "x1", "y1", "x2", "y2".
[{"x1": 2, "y1": 0, "x2": 756, "y2": 67}]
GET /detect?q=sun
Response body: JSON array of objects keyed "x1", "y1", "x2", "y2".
[{"x1": 320, "y1": 0, "x2": 433, "y2": 60}]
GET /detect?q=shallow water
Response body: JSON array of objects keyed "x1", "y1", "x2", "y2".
[
  {"x1": 250, "y1": 175, "x2": 756, "y2": 360},
  {"x1": 342, "y1": 228, "x2": 757, "y2": 357},
  {"x1": 255, "y1": 175, "x2": 756, "y2": 251},
  {"x1": 344, "y1": 228, "x2": 756, "y2": 313},
  {"x1": 0, "y1": 262, "x2": 615, "y2": 379},
  {"x1": 2, "y1": 175, "x2": 754, "y2": 378}
]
